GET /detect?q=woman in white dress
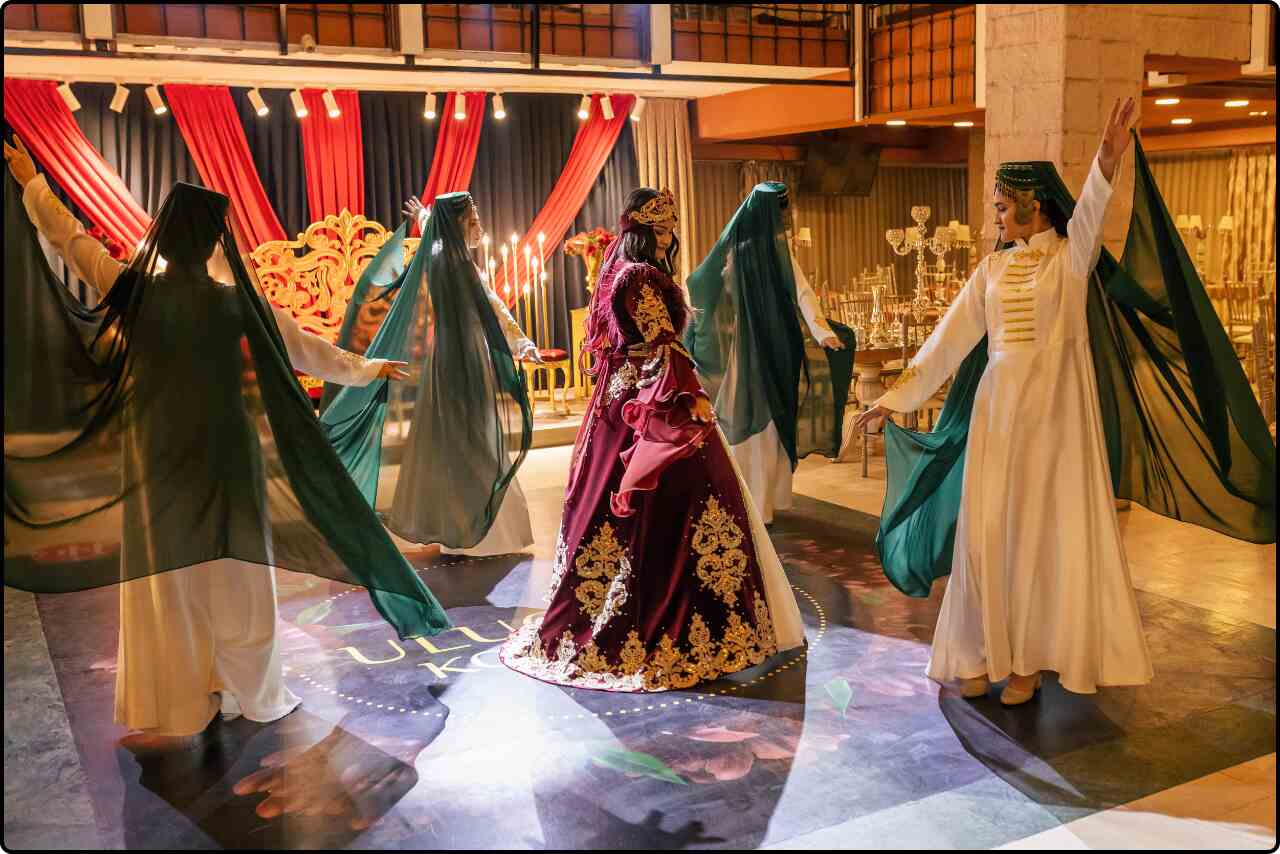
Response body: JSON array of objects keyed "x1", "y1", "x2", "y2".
[
  {"x1": 856, "y1": 98, "x2": 1152, "y2": 706},
  {"x1": 4, "y1": 139, "x2": 446, "y2": 745}
]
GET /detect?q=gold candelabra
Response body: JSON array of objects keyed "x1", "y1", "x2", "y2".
[{"x1": 887, "y1": 206, "x2": 953, "y2": 342}]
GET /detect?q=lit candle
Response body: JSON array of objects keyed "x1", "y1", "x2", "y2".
[
  {"x1": 487, "y1": 257, "x2": 497, "y2": 287},
  {"x1": 481, "y1": 233, "x2": 491, "y2": 281},
  {"x1": 523, "y1": 244, "x2": 534, "y2": 340},
  {"x1": 500, "y1": 244, "x2": 510, "y2": 299}
]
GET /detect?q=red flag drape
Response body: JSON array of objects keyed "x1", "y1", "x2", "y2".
[
  {"x1": 420, "y1": 91, "x2": 485, "y2": 207},
  {"x1": 299, "y1": 89, "x2": 364, "y2": 218},
  {"x1": 3, "y1": 78, "x2": 152, "y2": 248},
  {"x1": 166, "y1": 84, "x2": 286, "y2": 248},
  {"x1": 491, "y1": 94, "x2": 634, "y2": 305}
]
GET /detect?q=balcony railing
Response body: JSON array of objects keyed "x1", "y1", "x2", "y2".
[
  {"x1": 865, "y1": 3, "x2": 977, "y2": 115},
  {"x1": 113, "y1": 4, "x2": 281, "y2": 43},
  {"x1": 672, "y1": 4, "x2": 851, "y2": 67},
  {"x1": 3, "y1": 4, "x2": 80, "y2": 35},
  {"x1": 423, "y1": 4, "x2": 647, "y2": 62}
]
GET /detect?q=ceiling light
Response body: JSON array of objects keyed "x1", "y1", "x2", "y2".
[
  {"x1": 493, "y1": 93, "x2": 506, "y2": 120},
  {"x1": 145, "y1": 84, "x2": 167, "y2": 115},
  {"x1": 247, "y1": 87, "x2": 269, "y2": 117},
  {"x1": 423, "y1": 92, "x2": 437, "y2": 120},
  {"x1": 631, "y1": 97, "x2": 645, "y2": 122},
  {"x1": 1171, "y1": 117, "x2": 1193, "y2": 125},
  {"x1": 577, "y1": 94, "x2": 591, "y2": 120},
  {"x1": 57, "y1": 82, "x2": 81, "y2": 112},
  {"x1": 322, "y1": 89, "x2": 341, "y2": 118},
  {"x1": 1154, "y1": 97, "x2": 1180, "y2": 106},
  {"x1": 601, "y1": 94, "x2": 615, "y2": 120},
  {"x1": 953, "y1": 120, "x2": 974, "y2": 128},
  {"x1": 454, "y1": 91, "x2": 467, "y2": 121},
  {"x1": 290, "y1": 89, "x2": 308, "y2": 118},
  {"x1": 109, "y1": 83, "x2": 129, "y2": 114},
  {"x1": 1224, "y1": 99, "x2": 1250, "y2": 108},
  {"x1": 886, "y1": 119, "x2": 907, "y2": 126}
]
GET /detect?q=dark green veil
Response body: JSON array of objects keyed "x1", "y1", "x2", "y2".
[
  {"x1": 878, "y1": 134, "x2": 1276, "y2": 598},
  {"x1": 320, "y1": 192, "x2": 532, "y2": 548},
  {"x1": 685, "y1": 181, "x2": 855, "y2": 463},
  {"x1": 2, "y1": 174, "x2": 450, "y2": 639}
]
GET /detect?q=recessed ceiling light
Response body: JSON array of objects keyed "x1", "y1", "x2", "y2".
[
  {"x1": 953, "y1": 120, "x2": 974, "y2": 127},
  {"x1": 1224, "y1": 99, "x2": 1250, "y2": 108},
  {"x1": 1171, "y1": 117, "x2": 1193, "y2": 125},
  {"x1": 1155, "y1": 97, "x2": 1180, "y2": 106},
  {"x1": 886, "y1": 119, "x2": 907, "y2": 126}
]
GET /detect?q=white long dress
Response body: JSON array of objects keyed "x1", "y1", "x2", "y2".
[
  {"x1": 876, "y1": 156, "x2": 1153, "y2": 695},
  {"x1": 730, "y1": 249, "x2": 837, "y2": 525},
  {"x1": 24, "y1": 175, "x2": 390, "y2": 736},
  {"x1": 438, "y1": 283, "x2": 537, "y2": 557}
]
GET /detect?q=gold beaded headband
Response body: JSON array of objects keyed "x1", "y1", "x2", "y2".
[{"x1": 628, "y1": 189, "x2": 678, "y2": 226}]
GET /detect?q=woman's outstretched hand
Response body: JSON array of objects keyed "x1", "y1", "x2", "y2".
[
  {"x1": 1097, "y1": 97, "x2": 1137, "y2": 184},
  {"x1": 377, "y1": 360, "x2": 411, "y2": 381},
  {"x1": 853, "y1": 404, "x2": 892, "y2": 432},
  {"x1": 2, "y1": 137, "x2": 37, "y2": 187},
  {"x1": 402, "y1": 195, "x2": 424, "y2": 224}
]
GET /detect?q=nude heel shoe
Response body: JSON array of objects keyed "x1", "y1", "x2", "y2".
[
  {"x1": 1000, "y1": 672, "x2": 1043, "y2": 706},
  {"x1": 958, "y1": 675, "x2": 991, "y2": 699}
]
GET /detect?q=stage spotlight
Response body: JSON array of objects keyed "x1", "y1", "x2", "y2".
[
  {"x1": 601, "y1": 94, "x2": 615, "y2": 120},
  {"x1": 247, "y1": 88, "x2": 269, "y2": 117},
  {"x1": 493, "y1": 93, "x2": 507, "y2": 120},
  {"x1": 57, "y1": 82, "x2": 82, "y2": 112},
  {"x1": 145, "y1": 84, "x2": 167, "y2": 115},
  {"x1": 631, "y1": 97, "x2": 646, "y2": 122},
  {"x1": 323, "y1": 89, "x2": 341, "y2": 118},
  {"x1": 290, "y1": 89, "x2": 309, "y2": 118},
  {"x1": 109, "y1": 83, "x2": 130, "y2": 114},
  {"x1": 454, "y1": 92, "x2": 468, "y2": 121},
  {"x1": 424, "y1": 92, "x2": 438, "y2": 120},
  {"x1": 577, "y1": 94, "x2": 592, "y2": 120}
]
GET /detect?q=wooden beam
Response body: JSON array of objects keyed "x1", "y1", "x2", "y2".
[
  {"x1": 1141, "y1": 124, "x2": 1277, "y2": 152},
  {"x1": 692, "y1": 143, "x2": 804, "y2": 162}
]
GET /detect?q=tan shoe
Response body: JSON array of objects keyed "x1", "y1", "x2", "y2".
[
  {"x1": 958, "y1": 675, "x2": 990, "y2": 699},
  {"x1": 1000, "y1": 672, "x2": 1043, "y2": 706}
]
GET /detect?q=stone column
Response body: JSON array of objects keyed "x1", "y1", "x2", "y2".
[
  {"x1": 982, "y1": 5, "x2": 1143, "y2": 257},
  {"x1": 966, "y1": 128, "x2": 985, "y2": 267}
]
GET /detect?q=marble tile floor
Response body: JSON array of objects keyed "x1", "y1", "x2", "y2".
[{"x1": 3, "y1": 444, "x2": 1275, "y2": 850}]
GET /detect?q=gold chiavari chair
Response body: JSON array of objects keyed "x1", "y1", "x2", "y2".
[{"x1": 1253, "y1": 295, "x2": 1276, "y2": 432}]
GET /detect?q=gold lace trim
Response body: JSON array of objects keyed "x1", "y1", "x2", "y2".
[
  {"x1": 691, "y1": 497, "x2": 749, "y2": 607},
  {"x1": 633, "y1": 283, "x2": 676, "y2": 343},
  {"x1": 573, "y1": 522, "x2": 631, "y2": 634},
  {"x1": 605, "y1": 360, "x2": 640, "y2": 405},
  {"x1": 892, "y1": 364, "x2": 920, "y2": 389},
  {"x1": 502, "y1": 592, "x2": 778, "y2": 692}
]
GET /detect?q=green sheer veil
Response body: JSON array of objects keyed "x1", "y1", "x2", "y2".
[
  {"x1": 2, "y1": 174, "x2": 450, "y2": 639},
  {"x1": 877, "y1": 133, "x2": 1276, "y2": 598},
  {"x1": 320, "y1": 192, "x2": 532, "y2": 548},
  {"x1": 685, "y1": 181, "x2": 856, "y2": 463}
]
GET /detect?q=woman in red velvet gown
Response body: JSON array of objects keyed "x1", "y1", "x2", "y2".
[{"x1": 500, "y1": 188, "x2": 805, "y2": 692}]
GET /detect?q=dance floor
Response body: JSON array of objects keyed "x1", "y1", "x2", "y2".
[{"x1": 5, "y1": 491, "x2": 1274, "y2": 849}]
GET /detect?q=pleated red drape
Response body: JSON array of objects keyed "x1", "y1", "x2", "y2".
[
  {"x1": 166, "y1": 84, "x2": 286, "y2": 248},
  {"x1": 3, "y1": 78, "x2": 152, "y2": 248},
  {"x1": 492, "y1": 94, "x2": 634, "y2": 306},
  {"x1": 420, "y1": 92, "x2": 486, "y2": 206},
  {"x1": 299, "y1": 89, "x2": 364, "y2": 219}
]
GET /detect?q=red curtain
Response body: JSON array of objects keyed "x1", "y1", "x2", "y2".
[
  {"x1": 166, "y1": 84, "x2": 286, "y2": 248},
  {"x1": 420, "y1": 91, "x2": 486, "y2": 207},
  {"x1": 492, "y1": 94, "x2": 634, "y2": 305},
  {"x1": 3, "y1": 78, "x2": 152, "y2": 248},
  {"x1": 299, "y1": 89, "x2": 364, "y2": 219}
]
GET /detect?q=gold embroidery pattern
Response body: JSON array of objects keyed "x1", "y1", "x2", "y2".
[
  {"x1": 605, "y1": 360, "x2": 640, "y2": 405},
  {"x1": 573, "y1": 522, "x2": 629, "y2": 625},
  {"x1": 500, "y1": 593, "x2": 778, "y2": 693},
  {"x1": 892, "y1": 364, "x2": 920, "y2": 389},
  {"x1": 691, "y1": 497, "x2": 748, "y2": 607},
  {"x1": 633, "y1": 283, "x2": 676, "y2": 343}
]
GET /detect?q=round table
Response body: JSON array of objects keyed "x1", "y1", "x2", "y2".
[{"x1": 835, "y1": 343, "x2": 920, "y2": 463}]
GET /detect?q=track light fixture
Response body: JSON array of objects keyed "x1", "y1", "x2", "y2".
[
  {"x1": 247, "y1": 88, "x2": 269, "y2": 117},
  {"x1": 145, "y1": 84, "x2": 167, "y2": 115}
]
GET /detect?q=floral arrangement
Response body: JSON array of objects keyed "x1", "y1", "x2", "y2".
[{"x1": 564, "y1": 226, "x2": 616, "y2": 292}]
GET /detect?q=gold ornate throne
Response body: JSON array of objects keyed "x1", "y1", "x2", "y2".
[{"x1": 249, "y1": 210, "x2": 418, "y2": 399}]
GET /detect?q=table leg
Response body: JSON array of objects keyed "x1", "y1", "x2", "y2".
[{"x1": 836, "y1": 364, "x2": 886, "y2": 462}]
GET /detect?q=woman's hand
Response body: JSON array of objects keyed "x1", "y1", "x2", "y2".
[
  {"x1": 853, "y1": 404, "x2": 892, "y2": 432},
  {"x1": 519, "y1": 344, "x2": 545, "y2": 365},
  {"x1": 1097, "y1": 96, "x2": 1137, "y2": 184},
  {"x1": 3, "y1": 137, "x2": 38, "y2": 187},
  {"x1": 691, "y1": 395, "x2": 714, "y2": 424},
  {"x1": 402, "y1": 195, "x2": 424, "y2": 224},
  {"x1": 821, "y1": 335, "x2": 844, "y2": 350},
  {"x1": 377, "y1": 360, "x2": 411, "y2": 381}
]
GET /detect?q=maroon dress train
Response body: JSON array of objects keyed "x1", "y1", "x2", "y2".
[{"x1": 499, "y1": 241, "x2": 804, "y2": 692}]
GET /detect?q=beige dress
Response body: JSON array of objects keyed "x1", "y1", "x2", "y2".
[{"x1": 23, "y1": 175, "x2": 388, "y2": 735}]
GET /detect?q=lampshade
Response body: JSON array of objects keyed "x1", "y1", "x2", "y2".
[
  {"x1": 796, "y1": 227, "x2": 812, "y2": 245},
  {"x1": 1188, "y1": 214, "x2": 1203, "y2": 229},
  {"x1": 1218, "y1": 215, "x2": 1235, "y2": 231},
  {"x1": 1176, "y1": 214, "x2": 1190, "y2": 229}
]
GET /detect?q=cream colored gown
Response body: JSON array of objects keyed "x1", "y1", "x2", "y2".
[
  {"x1": 877, "y1": 156, "x2": 1153, "y2": 694},
  {"x1": 24, "y1": 175, "x2": 389, "y2": 735}
]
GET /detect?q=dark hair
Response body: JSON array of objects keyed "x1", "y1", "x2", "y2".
[{"x1": 619, "y1": 187, "x2": 679, "y2": 278}]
